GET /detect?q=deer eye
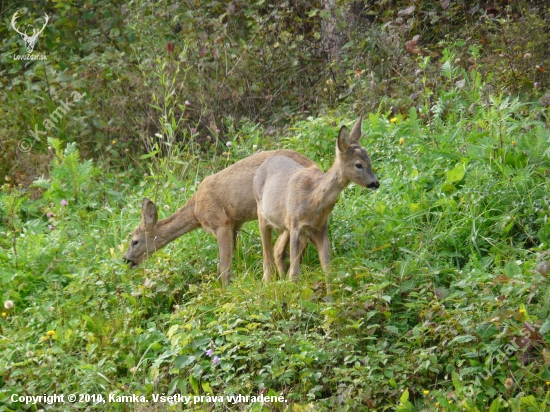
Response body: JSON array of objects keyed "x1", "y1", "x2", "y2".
[
  {"x1": 355, "y1": 163, "x2": 363, "y2": 169},
  {"x1": 132, "y1": 240, "x2": 139, "y2": 247}
]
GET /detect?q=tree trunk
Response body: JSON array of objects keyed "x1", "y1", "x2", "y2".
[{"x1": 321, "y1": 0, "x2": 346, "y2": 64}]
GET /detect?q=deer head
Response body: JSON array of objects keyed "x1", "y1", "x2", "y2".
[
  {"x1": 124, "y1": 198, "x2": 161, "y2": 268},
  {"x1": 11, "y1": 11, "x2": 49, "y2": 53},
  {"x1": 335, "y1": 116, "x2": 380, "y2": 190}
]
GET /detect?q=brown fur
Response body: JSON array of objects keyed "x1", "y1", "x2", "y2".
[
  {"x1": 124, "y1": 149, "x2": 318, "y2": 286},
  {"x1": 253, "y1": 117, "x2": 379, "y2": 295}
]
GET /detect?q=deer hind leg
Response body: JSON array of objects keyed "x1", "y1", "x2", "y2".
[
  {"x1": 274, "y1": 230, "x2": 290, "y2": 278},
  {"x1": 216, "y1": 225, "x2": 235, "y2": 288},
  {"x1": 311, "y1": 223, "x2": 332, "y2": 296}
]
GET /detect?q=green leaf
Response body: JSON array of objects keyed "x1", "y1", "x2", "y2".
[
  {"x1": 488, "y1": 398, "x2": 501, "y2": 412},
  {"x1": 450, "y1": 335, "x2": 476, "y2": 344},
  {"x1": 174, "y1": 355, "x2": 195, "y2": 369},
  {"x1": 56, "y1": 72, "x2": 73, "y2": 82},
  {"x1": 476, "y1": 323, "x2": 498, "y2": 338},
  {"x1": 202, "y1": 381, "x2": 213, "y2": 395},
  {"x1": 140, "y1": 150, "x2": 159, "y2": 159},
  {"x1": 408, "y1": 106, "x2": 418, "y2": 121},
  {"x1": 445, "y1": 162, "x2": 467, "y2": 184},
  {"x1": 189, "y1": 374, "x2": 199, "y2": 395},
  {"x1": 519, "y1": 303, "x2": 531, "y2": 322},
  {"x1": 540, "y1": 319, "x2": 550, "y2": 335},
  {"x1": 400, "y1": 388, "x2": 409, "y2": 403},
  {"x1": 375, "y1": 202, "x2": 387, "y2": 215},
  {"x1": 168, "y1": 377, "x2": 183, "y2": 395},
  {"x1": 452, "y1": 371, "x2": 463, "y2": 394},
  {"x1": 165, "y1": 169, "x2": 181, "y2": 187},
  {"x1": 520, "y1": 395, "x2": 539, "y2": 407}
]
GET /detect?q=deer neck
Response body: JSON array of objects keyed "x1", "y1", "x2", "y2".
[
  {"x1": 153, "y1": 203, "x2": 197, "y2": 248},
  {"x1": 310, "y1": 161, "x2": 349, "y2": 213}
]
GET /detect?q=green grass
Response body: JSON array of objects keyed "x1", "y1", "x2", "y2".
[{"x1": 1, "y1": 87, "x2": 550, "y2": 411}]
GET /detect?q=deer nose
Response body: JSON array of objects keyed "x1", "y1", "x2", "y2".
[{"x1": 367, "y1": 180, "x2": 380, "y2": 189}]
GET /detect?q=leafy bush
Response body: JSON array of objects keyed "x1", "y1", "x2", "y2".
[{"x1": 1, "y1": 1, "x2": 550, "y2": 410}]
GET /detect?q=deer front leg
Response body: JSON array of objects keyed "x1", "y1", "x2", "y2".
[
  {"x1": 289, "y1": 228, "x2": 307, "y2": 282},
  {"x1": 216, "y1": 225, "x2": 235, "y2": 288},
  {"x1": 258, "y1": 215, "x2": 275, "y2": 282},
  {"x1": 311, "y1": 223, "x2": 332, "y2": 296},
  {"x1": 274, "y1": 230, "x2": 290, "y2": 278}
]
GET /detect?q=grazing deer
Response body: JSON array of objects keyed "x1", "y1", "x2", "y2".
[
  {"x1": 253, "y1": 117, "x2": 379, "y2": 294},
  {"x1": 124, "y1": 150, "x2": 319, "y2": 286}
]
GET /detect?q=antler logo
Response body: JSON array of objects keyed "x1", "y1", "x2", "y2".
[{"x1": 11, "y1": 11, "x2": 49, "y2": 53}]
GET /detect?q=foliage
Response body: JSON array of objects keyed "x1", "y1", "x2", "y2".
[
  {"x1": 1, "y1": 0, "x2": 550, "y2": 410},
  {"x1": 2, "y1": 64, "x2": 550, "y2": 409},
  {"x1": 1, "y1": 0, "x2": 549, "y2": 182}
]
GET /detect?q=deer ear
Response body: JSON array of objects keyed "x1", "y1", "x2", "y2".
[
  {"x1": 337, "y1": 126, "x2": 351, "y2": 152},
  {"x1": 349, "y1": 116, "x2": 363, "y2": 144},
  {"x1": 141, "y1": 198, "x2": 158, "y2": 228}
]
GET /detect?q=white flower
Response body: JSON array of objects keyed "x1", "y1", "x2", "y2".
[
  {"x1": 4, "y1": 300, "x2": 14, "y2": 310},
  {"x1": 226, "y1": 141, "x2": 232, "y2": 147}
]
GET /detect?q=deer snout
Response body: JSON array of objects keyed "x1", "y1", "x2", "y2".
[
  {"x1": 124, "y1": 257, "x2": 136, "y2": 268},
  {"x1": 367, "y1": 180, "x2": 380, "y2": 189}
]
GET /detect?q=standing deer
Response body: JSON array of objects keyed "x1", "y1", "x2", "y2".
[
  {"x1": 253, "y1": 117, "x2": 379, "y2": 295},
  {"x1": 11, "y1": 11, "x2": 49, "y2": 53},
  {"x1": 124, "y1": 150, "x2": 319, "y2": 286}
]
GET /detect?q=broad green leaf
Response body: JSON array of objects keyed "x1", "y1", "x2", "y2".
[
  {"x1": 174, "y1": 355, "x2": 195, "y2": 369},
  {"x1": 400, "y1": 388, "x2": 409, "y2": 403},
  {"x1": 189, "y1": 374, "x2": 199, "y2": 395},
  {"x1": 450, "y1": 335, "x2": 476, "y2": 344},
  {"x1": 520, "y1": 395, "x2": 538, "y2": 407},
  {"x1": 445, "y1": 162, "x2": 467, "y2": 184},
  {"x1": 202, "y1": 381, "x2": 213, "y2": 395},
  {"x1": 452, "y1": 371, "x2": 463, "y2": 394},
  {"x1": 168, "y1": 377, "x2": 183, "y2": 395},
  {"x1": 519, "y1": 303, "x2": 531, "y2": 322},
  {"x1": 540, "y1": 319, "x2": 550, "y2": 335}
]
